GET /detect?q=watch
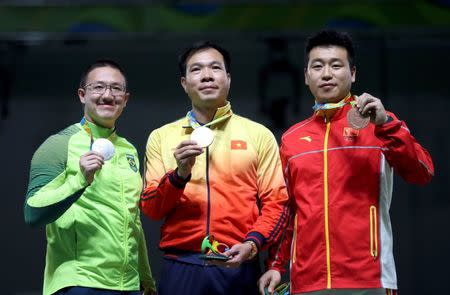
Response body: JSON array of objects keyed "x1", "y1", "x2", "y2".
[{"x1": 244, "y1": 240, "x2": 258, "y2": 260}]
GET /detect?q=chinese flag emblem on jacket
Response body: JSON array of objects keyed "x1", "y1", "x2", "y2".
[{"x1": 231, "y1": 140, "x2": 247, "y2": 150}]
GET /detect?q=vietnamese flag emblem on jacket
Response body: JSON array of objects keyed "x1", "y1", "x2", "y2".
[{"x1": 231, "y1": 140, "x2": 247, "y2": 150}]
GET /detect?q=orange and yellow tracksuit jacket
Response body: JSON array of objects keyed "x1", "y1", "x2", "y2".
[
  {"x1": 267, "y1": 97, "x2": 434, "y2": 293},
  {"x1": 140, "y1": 102, "x2": 289, "y2": 254}
]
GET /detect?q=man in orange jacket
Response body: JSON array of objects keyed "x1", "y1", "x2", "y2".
[{"x1": 141, "y1": 41, "x2": 289, "y2": 295}]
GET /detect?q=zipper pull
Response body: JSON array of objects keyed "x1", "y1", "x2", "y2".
[{"x1": 370, "y1": 205, "x2": 378, "y2": 260}]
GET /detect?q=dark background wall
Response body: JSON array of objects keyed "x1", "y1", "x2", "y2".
[{"x1": 0, "y1": 2, "x2": 449, "y2": 295}]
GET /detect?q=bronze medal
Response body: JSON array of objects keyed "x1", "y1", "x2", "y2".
[{"x1": 347, "y1": 107, "x2": 370, "y2": 130}]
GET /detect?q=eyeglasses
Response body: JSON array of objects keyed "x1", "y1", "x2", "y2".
[{"x1": 84, "y1": 82, "x2": 126, "y2": 96}]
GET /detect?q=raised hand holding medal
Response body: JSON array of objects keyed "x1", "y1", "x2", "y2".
[
  {"x1": 172, "y1": 126, "x2": 214, "y2": 179},
  {"x1": 190, "y1": 126, "x2": 214, "y2": 148},
  {"x1": 174, "y1": 110, "x2": 222, "y2": 179},
  {"x1": 79, "y1": 138, "x2": 114, "y2": 184},
  {"x1": 92, "y1": 138, "x2": 115, "y2": 160},
  {"x1": 347, "y1": 97, "x2": 370, "y2": 130},
  {"x1": 350, "y1": 93, "x2": 388, "y2": 128},
  {"x1": 79, "y1": 119, "x2": 114, "y2": 184}
]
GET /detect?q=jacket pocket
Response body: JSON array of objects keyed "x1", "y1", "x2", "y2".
[{"x1": 369, "y1": 205, "x2": 378, "y2": 259}]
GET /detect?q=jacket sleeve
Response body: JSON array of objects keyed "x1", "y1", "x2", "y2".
[
  {"x1": 265, "y1": 211, "x2": 294, "y2": 274},
  {"x1": 244, "y1": 128, "x2": 290, "y2": 250},
  {"x1": 24, "y1": 134, "x2": 88, "y2": 227},
  {"x1": 140, "y1": 129, "x2": 189, "y2": 220},
  {"x1": 136, "y1": 216, "x2": 156, "y2": 293},
  {"x1": 264, "y1": 138, "x2": 295, "y2": 272},
  {"x1": 375, "y1": 112, "x2": 434, "y2": 185}
]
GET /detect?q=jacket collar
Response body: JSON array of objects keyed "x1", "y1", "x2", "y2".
[{"x1": 80, "y1": 117, "x2": 117, "y2": 139}]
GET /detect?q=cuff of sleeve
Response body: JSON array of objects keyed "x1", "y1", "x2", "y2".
[
  {"x1": 268, "y1": 265, "x2": 286, "y2": 275},
  {"x1": 142, "y1": 278, "x2": 157, "y2": 293},
  {"x1": 244, "y1": 231, "x2": 266, "y2": 250},
  {"x1": 168, "y1": 169, "x2": 191, "y2": 189},
  {"x1": 76, "y1": 170, "x2": 89, "y2": 188},
  {"x1": 385, "y1": 115, "x2": 394, "y2": 124},
  {"x1": 376, "y1": 115, "x2": 394, "y2": 127},
  {"x1": 375, "y1": 115, "x2": 402, "y2": 135}
]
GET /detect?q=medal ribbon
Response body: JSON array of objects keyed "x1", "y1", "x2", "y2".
[
  {"x1": 80, "y1": 117, "x2": 116, "y2": 150},
  {"x1": 312, "y1": 93, "x2": 353, "y2": 111},
  {"x1": 201, "y1": 235, "x2": 229, "y2": 255},
  {"x1": 186, "y1": 102, "x2": 232, "y2": 129}
]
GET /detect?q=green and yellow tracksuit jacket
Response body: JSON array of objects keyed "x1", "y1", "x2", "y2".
[{"x1": 24, "y1": 119, "x2": 155, "y2": 295}]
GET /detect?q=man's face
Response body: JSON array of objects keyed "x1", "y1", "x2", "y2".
[
  {"x1": 181, "y1": 48, "x2": 231, "y2": 109},
  {"x1": 78, "y1": 66, "x2": 129, "y2": 128},
  {"x1": 305, "y1": 45, "x2": 355, "y2": 104}
]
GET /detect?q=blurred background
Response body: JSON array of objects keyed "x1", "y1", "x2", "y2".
[{"x1": 1, "y1": 1, "x2": 449, "y2": 294}]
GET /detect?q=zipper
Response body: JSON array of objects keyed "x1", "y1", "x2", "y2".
[
  {"x1": 370, "y1": 205, "x2": 378, "y2": 259},
  {"x1": 205, "y1": 147, "x2": 211, "y2": 236},
  {"x1": 118, "y1": 156, "x2": 129, "y2": 288},
  {"x1": 323, "y1": 118, "x2": 332, "y2": 289}
]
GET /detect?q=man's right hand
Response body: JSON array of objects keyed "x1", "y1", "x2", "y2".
[
  {"x1": 258, "y1": 269, "x2": 281, "y2": 295},
  {"x1": 80, "y1": 151, "x2": 104, "y2": 184},
  {"x1": 173, "y1": 140, "x2": 203, "y2": 179}
]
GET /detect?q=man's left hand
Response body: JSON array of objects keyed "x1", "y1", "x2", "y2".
[
  {"x1": 355, "y1": 93, "x2": 388, "y2": 126},
  {"x1": 207, "y1": 242, "x2": 253, "y2": 268}
]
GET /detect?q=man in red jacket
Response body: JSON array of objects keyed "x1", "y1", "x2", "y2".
[{"x1": 258, "y1": 30, "x2": 434, "y2": 295}]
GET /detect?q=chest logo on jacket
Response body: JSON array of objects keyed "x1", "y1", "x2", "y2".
[
  {"x1": 126, "y1": 154, "x2": 138, "y2": 172},
  {"x1": 299, "y1": 136, "x2": 312, "y2": 142},
  {"x1": 231, "y1": 140, "x2": 247, "y2": 150},
  {"x1": 343, "y1": 127, "x2": 359, "y2": 141}
]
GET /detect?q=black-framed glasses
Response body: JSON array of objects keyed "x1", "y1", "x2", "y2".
[{"x1": 84, "y1": 82, "x2": 126, "y2": 96}]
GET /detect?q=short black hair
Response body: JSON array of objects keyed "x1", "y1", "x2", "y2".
[
  {"x1": 304, "y1": 29, "x2": 355, "y2": 68},
  {"x1": 79, "y1": 59, "x2": 127, "y2": 89},
  {"x1": 178, "y1": 41, "x2": 231, "y2": 77}
]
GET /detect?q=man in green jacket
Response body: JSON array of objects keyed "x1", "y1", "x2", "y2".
[{"x1": 24, "y1": 59, "x2": 156, "y2": 295}]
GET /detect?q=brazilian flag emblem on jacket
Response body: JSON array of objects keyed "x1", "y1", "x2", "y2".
[{"x1": 126, "y1": 154, "x2": 138, "y2": 172}]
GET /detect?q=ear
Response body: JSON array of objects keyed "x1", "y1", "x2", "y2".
[
  {"x1": 123, "y1": 93, "x2": 130, "y2": 107},
  {"x1": 180, "y1": 76, "x2": 187, "y2": 93},
  {"x1": 227, "y1": 73, "x2": 231, "y2": 87},
  {"x1": 304, "y1": 68, "x2": 309, "y2": 86},
  {"x1": 351, "y1": 66, "x2": 356, "y2": 83},
  {"x1": 78, "y1": 88, "x2": 86, "y2": 104}
]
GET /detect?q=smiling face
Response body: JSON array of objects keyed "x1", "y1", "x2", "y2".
[
  {"x1": 180, "y1": 47, "x2": 231, "y2": 110},
  {"x1": 78, "y1": 66, "x2": 129, "y2": 128},
  {"x1": 305, "y1": 45, "x2": 355, "y2": 104}
]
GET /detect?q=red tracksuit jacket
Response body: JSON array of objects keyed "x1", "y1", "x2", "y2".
[{"x1": 267, "y1": 97, "x2": 434, "y2": 293}]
